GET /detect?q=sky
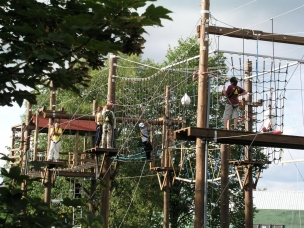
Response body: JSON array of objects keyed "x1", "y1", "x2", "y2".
[{"x1": 1, "y1": 0, "x2": 304, "y2": 192}]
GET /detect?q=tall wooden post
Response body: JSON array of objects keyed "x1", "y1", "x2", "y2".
[
  {"x1": 44, "y1": 82, "x2": 56, "y2": 206},
  {"x1": 244, "y1": 61, "x2": 253, "y2": 228},
  {"x1": 21, "y1": 103, "x2": 32, "y2": 195},
  {"x1": 220, "y1": 144, "x2": 230, "y2": 227},
  {"x1": 100, "y1": 54, "x2": 117, "y2": 227},
  {"x1": 74, "y1": 131, "x2": 79, "y2": 166},
  {"x1": 44, "y1": 169, "x2": 52, "y2": 206},
  {"x1": 90, "y1": 100, "x2": 98, "y2": 214},
  {"x1": 47, "y1": 81, "x2": 56, "y2": 152},
  {"x1": 33, "y1": 110, "x2": 39, "y2": 161},
  {"x1": 163, "y1": 86, "x2": 170, "y2": 228},
  {"x1": 195, "y1": 0, "x2": 210, "y2": 227},
  {"x1": 23, "y1": 102, "x2": 32, "y2": 173}
]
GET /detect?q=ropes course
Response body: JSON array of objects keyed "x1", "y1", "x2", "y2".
[
  {"x1": 19, "y1": 48, "x2": 300, "y2": 197},
  {"x1": 101, "y1": 49, "x2": 300, "y2": 185}
]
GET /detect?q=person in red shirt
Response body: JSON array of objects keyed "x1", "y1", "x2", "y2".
[{"x1": 222, "y1": 77, "x2": 247, "y2": 130}]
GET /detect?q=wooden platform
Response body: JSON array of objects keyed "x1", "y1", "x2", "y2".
[
  {"x1": 150, "y1": 167, "x2": 180, "y2": 172},
  {"x1": 44, "y1": 161, "x2": 66, "y2": 169},
  {"x1": 174, "y1": 127, "x2": 304, "y2": 150},
  {"x1": 27, "y1": 170, "x2": 95, "y2": 178},
  {"x1": 85, "y1": 147, "x2": 118, "y2": 157},
  {"x1": 229, "y1": 160, "x2": 271, "y2": 166}
]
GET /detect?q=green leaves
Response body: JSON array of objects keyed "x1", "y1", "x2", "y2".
[
  {"x1": 0, "y1": 157, "x2": 75, "y2": 227},
  {"x1": 0, "y1": 0, "x2": 172, "y2": 107},
  {"x1": 143, "y1": 4, "x2": 172, "y2": 26},
  {"x1": 78, "y1": 212, "x2": 104, "y2": 228},
  {"x1": 1, "y1": 166, "x2": 29, "y2": 184}
]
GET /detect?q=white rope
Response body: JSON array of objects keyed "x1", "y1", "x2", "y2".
[
  {"x1": 217, "y1": 0, "x2": 257, "y2": 16},
  {"x1": 118, "y1": 161, "x2": 147, "y2": 228},
  {"x1": 117, "y1": 56, "x2": 161, "y2": 70}
]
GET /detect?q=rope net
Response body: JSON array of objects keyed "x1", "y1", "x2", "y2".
[{"x1": 114, "y1": 54, "x2": 200, "y2": 161}]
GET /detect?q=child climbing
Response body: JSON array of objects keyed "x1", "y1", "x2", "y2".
[{"x1": 139, "y1": 121, "x2": 153, "y2": 161}]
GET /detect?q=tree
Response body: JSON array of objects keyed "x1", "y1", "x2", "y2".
[
  {"x1": 0, "y1": 155, "x2": 93, "y2": 227},
  {"x1": 0, "y1": 0, "x2": 172, "y2": 107}
]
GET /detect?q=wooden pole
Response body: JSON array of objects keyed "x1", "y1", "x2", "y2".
[
  {"x1": 89, "y1": 100, "x2": 98, "y2": 214},
  {"x1": 100, "y1": 54, "x2": 117, "y2": 227},
  {"x1": 42, "y1": 113, "x2": 179, "y2": 124},
  {"x1": 33, "y1": 110, "x2": 39, "y2": 161},
  {"x1": 44, "y1": 82, "x2": 56, "y2": 205},
  {"x1": 47, "y1": 81, "x2": 56, "y2": 153},
  {"x1": 244, "y1": 61, "x2": 253, "y2": 228},
  {"x1": 220, "y1": 144, "x2": 230, "y2": 228},
  {"x1": 23, "y1": 102, "x2": 32, "y2": 173},
  {"x1": 92, "y1": 100, "x2": 98, "y2": 149},
  {"x1": 208, "y1": 25, "x2": 304, "y2": 46},
  {"x1": 74, "y1": 131, "x2": 79, "y2": 166},
  {"x1": 195, "y1": 0, "x2": 210, "y2": 227},
  {"x1": 163, "y1": 86, "x2": 170, "y2": 228},
  {"x1": 44, "y1": 169, "x2": 52, "y2": 206},
  {"x1": 21, "y1": 103, "x2": 32, "y2": 196}
]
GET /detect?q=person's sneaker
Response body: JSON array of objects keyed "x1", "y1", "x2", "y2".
[{"x1": 47, "y1": 159, "x2": 52, "y2": 161}]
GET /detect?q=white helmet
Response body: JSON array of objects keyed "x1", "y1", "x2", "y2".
[{"x1": 139, "y1": 122, "x2": 145, "y2": 128}]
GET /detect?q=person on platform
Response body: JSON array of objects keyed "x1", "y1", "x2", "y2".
[
  {"x1": 94, "y1": 106, "x2": 103, "y2": 149},
  {"x1": 222, "y1": 77, "x2": 247, "y2": 130},
  {"x1": 47, "y1": 119, "x2": 62, "y2": 162},
  {"x1": 101, "y1": 104, "x2": 116, "y2": 149},
  {"x1": 74, "y1": 179, "x2": 82, "y2": 199},
  {"x1": 139, "y1": 121, "x2": 153, "y2": 161}
]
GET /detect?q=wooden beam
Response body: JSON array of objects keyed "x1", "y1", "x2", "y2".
[
  {"x1": 206, "y1": 26, "x2": 304, "y2": 46},
  {"x1": 174, "y1": 127, "x2": 304, "y2": 150},
  {"x1": 42, "y1": 112, "x2": 182, "y2": 124},
  {"x1": 55, "y1": 171, "x2": 95, "y2": 178}
]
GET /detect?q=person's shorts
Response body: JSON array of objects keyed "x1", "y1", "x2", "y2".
[{"x1": 223, "y1": 103, "x2": 239, "y2": 120}]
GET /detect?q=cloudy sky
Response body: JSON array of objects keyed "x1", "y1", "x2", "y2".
[{"x1": 2, "y1": 0, "x2": 304, "y2": 192}]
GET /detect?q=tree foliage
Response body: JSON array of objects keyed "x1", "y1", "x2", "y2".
[
  {"x1": 0, "y1": 0, "x2": 172, "y2": 107},
  {"x1": 0, "y1": 158, "x2": 74, "y2": 227}
]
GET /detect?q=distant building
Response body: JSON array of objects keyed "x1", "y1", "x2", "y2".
[{"x1": 253, "y1": 191, "x2": 304, "y2": 228}]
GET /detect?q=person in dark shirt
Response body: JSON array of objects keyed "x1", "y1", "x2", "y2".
[
  {"x1": 139, "y1": 121, "x2": 153, "y2": 161},
  {"x1": 222, "y1": 77, "x2": 247, "y2": 130}
]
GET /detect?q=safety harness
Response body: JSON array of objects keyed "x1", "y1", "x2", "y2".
[{"x1": 227, "y1": 86, "x2": 239, "y2": 109}]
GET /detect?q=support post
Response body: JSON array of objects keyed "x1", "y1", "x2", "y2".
[
  {"x1": 23, "y1": 102, "x2": 32, "y2": 174},
  {"x1": 44, "y1": 169, "x2": 52, "y2": 206},
  {"x1": 44, "y1": 81, "x2": 56, "y2": 206},
  {"x1": 221, "y1": 144, "x2": 230, "y2": 228},
  {"x1": 47, "y1": 81, "x2": 56, "y2": 153},
  {"x1": 244, "y1": 61, "x2": 253, "y2": 228},
  {"x1": 100, "y1": 54, "x2": 117, "y2": 228},
  {"x1": 21, "y1": 103, "x2": 32, "y2": 197},
  {"x1": 195, "y1": 0, "x2": 210, "y2": 227},
  {"x1": 89, "y1": 100, "x2": 98, "y2": 213},
  {"x1": 163, "y1": 86, "x2": 170, "y2": 228},
  {"x1": 74, "y1": 131, "x2": 79, "y2": 166},
  {"x1": 33, "y1": 110, "x2": 39, "y2": 161}
]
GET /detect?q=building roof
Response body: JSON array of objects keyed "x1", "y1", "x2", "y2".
[
  {"x1": 32, "y1": 115, "x2": 96, "y2": 134},
  {"x1": 253, "y1": 191, "x2": 304, "y2": 210}
]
